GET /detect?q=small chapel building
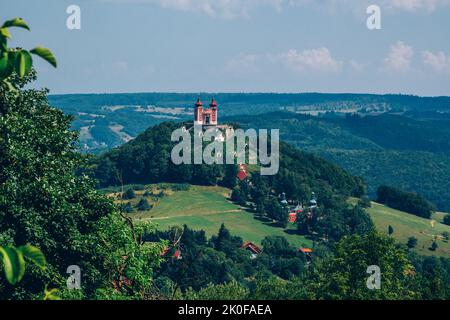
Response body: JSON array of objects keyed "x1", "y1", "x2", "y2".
[{"x1": 194, "y1": 97, "x2": 218, "y2": 126}]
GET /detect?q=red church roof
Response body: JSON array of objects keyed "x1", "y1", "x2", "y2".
[
  {"x1": 210, "y1": 97, "x2": 218, "y2": 108},
  {"x1": 195, "y1": 98, "x2": 203, "y2": 107}
]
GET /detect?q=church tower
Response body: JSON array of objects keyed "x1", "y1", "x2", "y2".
[
  {"x1": 194, "y1": 97, "x2": 203, "y2": 125},
  {"x1": 209, "y1": 97, "x2": 218, "y2": 125}
]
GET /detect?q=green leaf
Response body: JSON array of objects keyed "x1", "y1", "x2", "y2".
[
  {"x1": 0, "y1": 53, "x2": 9, "y2": 76},
  {"x1": 2, "y1": 79, "x2": 17, "y2": 92},
  {"x1": 43, "y1": 288, "x2": 61, "y2": 300},
  {"x1": 15, "y1": 50, "x2": 33, "y2": 78},
  {"x1": 0, "y1": 28, "x2": 11, "y2": 39},
  {"x1": 18, "y1": 245, "x2": 46, "y2": 270},
  {"x1": 2, "y1": 18, "x2": 30, "y2": 31},
  {"x1": 0, "y1": 246, "x2": 25, "y2": 285},
  {"x1": 30, "y1": 46, "x2": 57, "y2": 68}
]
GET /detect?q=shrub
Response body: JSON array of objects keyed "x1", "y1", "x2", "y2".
[
  {"x1": 358, "y1": 196, "x2": 371, "y2": 208},
  {"x1": 122, "y1": 202, "x2": 133, "y2": 213},
  {"x1": 443, "y1": 215, "x2": 450, "y2": 226},
  {"x1": 407, "y1": 236, "x2": 418, "y2": 248},
  {"x1": 136, "y1": 198, "x2": 152, "y2": 211},
  {"x1": 430, "y1": 241, "x2": 438, "y2": 251},
  {"x1": 123, "y1": 188, "x2": 136, "y2": 200}
]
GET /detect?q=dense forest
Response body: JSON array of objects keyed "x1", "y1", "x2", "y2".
[{"x1": 223, "y1": 112, "x2": 450, "y2": 212}]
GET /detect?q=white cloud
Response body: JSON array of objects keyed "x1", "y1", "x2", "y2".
[
  {"x1": 384, "y1": 41, "x2": 414, "y2": 72},
  {"x1": 289, "y1": 0, "x2": 450, "y2": 13},
  {"x1": 390, "y1": 0, "x2": 450, "y2": 12},
  {"x1": 100, "y1": 0, "x2": 450, "y2": 18},
  {"x1": 224, "y1": 54, "x2": 259, "y2": 72},
  {"x1": 277, "y1": 47, "x2": 342, "y2": 73},
  {"x1": 102, "y1": 0, "x2": 283, "y2": 18},
  {"x1": 350, "y1": 60, "x2": 365, "y2": 72},
  {"x1": 422, "y1": 50, "x2": 450, "y2": 73}
]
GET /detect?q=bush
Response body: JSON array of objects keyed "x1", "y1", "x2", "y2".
[
  {"x1": 123, "y1": 188, "x2": 136, "y2": 200},
  {"x1": 388, "y1": 225, "x2": 394, "y2": 235},
  {"x1": 430, "y1": 241, "x2": 438, "y2": 251},
  {"x1": 358, "y1": 196, "x2": 371, "y2": 208},
  {"x1": 407, "y1": 236, "x2": 418, "y2": 248},
  {"x1": 122, "y1": 202, "x2": 133, "y2": 213},
  {"x1": 443, "y1": 215, "x2": 450, "y2": 226},
  {"x1": 136, "y1": 198, "x2": 152, "y2": 211}
]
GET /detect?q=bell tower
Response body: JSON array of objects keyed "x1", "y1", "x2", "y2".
[
  {"x1": 210, "y1": 97, "x2": 218, "y2": 125},
  {"x1": 194, "y1": 98, "x2": 203, "y2": 125}
]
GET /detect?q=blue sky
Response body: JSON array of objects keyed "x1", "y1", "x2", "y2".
[{"x1": 3, "y1": 0, "x2": 450, "y2": 95}]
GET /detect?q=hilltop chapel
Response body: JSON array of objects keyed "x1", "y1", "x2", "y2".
[{"x1": 194, "y1": 97, "x2": 218, "y2": 126}]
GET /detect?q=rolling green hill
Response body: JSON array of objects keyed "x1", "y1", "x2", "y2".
[
  {"x1": 112, "y1": 184, "x2": 313, "y2": 249},
  {"x1": 353, "y1": 199, "x2": 450, "y2": 257}
]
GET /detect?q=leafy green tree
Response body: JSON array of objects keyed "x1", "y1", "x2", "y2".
[
  {"x1": 123, "y1": 188, "x2": 136, "y2": 200},
  {"x1": 358, "y1": 196, "x2": 371, "y2": 208},
  {"x1": 388, "y1": 225, "x2": 394, "y2": 236},
  {"x1": 122, "y1": 202, "x2": 133, "y2": 213},
  {"x1": 407, "y1": 237, "x2": 418, "y2": 249},
  {"x1": 304, "y1": 232, "x2": 418, "y2": 300},
  {"x1": 0, "y1": 17, "x2": 164, "y2": 299},
  {"x1": 430, "y1": 241, "x2": 438, "y2": 251},
  {"x1": 266, "y1": 197, "x2": 288, "y2": 227},
  {"x1": 377, "y1": 185, "x2": 435, "y2": 219},
  {"x1": 443, "y1": 215, "x2": 450, "y2": 226},
  {"x1": 136, "y1": 198, "x2": 152, "y2": 211},
  {"x1": 231, "y1": 187, "x2": 246, "y2": 206},
  {"x1": 184, "y1": 280, "x2": 249, "y2": 300}
]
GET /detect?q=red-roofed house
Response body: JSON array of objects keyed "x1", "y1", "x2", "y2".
[{"x1": 241, "y1": 241, "x2": 262, "y2": 258}]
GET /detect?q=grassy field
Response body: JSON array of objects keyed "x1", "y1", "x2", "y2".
[
  {"x1": 121, "y1": 185, "x2": 313, "y2": 248},
  {"x1": 432, "y1": 211, "x2": 448, "y2": 224},
  {"x1": 363, "y1": 201, "x2": 450, "y2": 257}
]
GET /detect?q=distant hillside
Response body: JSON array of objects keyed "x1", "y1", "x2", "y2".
[
  {"x1": 224, "y1": 112, "x2": 450, "y2": 212},
  {"x1": 360, "y1": 200, "x2": 450, "y2": 258},
  {"x1": 49, "y1": 92, "x2": 450, "y2": 153}
]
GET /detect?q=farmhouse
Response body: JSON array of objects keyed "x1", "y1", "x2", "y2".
[{"x1": 242, "y1": 241, "x2": 262, "y2": 259}]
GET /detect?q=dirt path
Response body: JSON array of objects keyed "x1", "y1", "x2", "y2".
[{"x1": 137, "y1": 209, "x2": 243, "y2": 221}]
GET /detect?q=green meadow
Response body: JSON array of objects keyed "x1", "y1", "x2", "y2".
[
  {"x1": 126, "y1": 185, "x2": 313, "y2": 248},
  {"x1": 365, "y1": 201, "x2": 450, "y2": 257}
]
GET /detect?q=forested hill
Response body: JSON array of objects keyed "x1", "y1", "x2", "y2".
[
  {"x1": 49, "y1": 92, "x2": 450, "y2": 153},
  {"x1": 91, "y1": 121, "x2": 365, "y2": 201},
  {"x1": 222, "y1": 112, "x2": 450, "y2": 211}
]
